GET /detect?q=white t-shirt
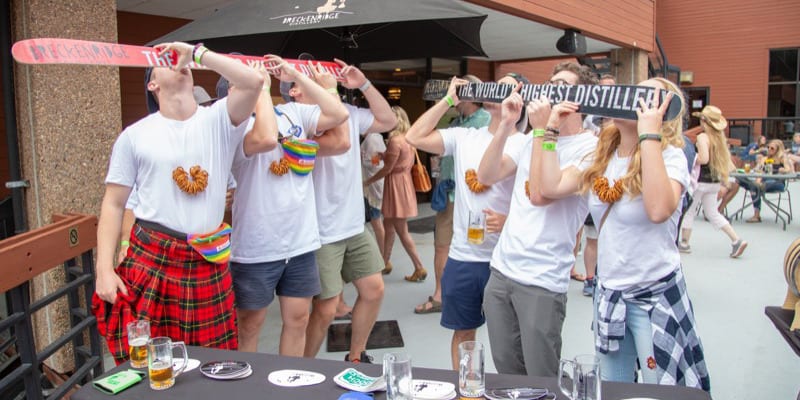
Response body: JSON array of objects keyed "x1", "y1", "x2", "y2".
[
  {"x1": 589, "y1": 145, "x2": 689, "y2": 291},
  {"x1": 361, "y1": 132, "x2": 386, "y2": 210},
  {"x1": 126, "y1": 174, "x2": 236, "y2": 210},
  {"x1": 230, "y1": 102, "x2": 322, "y2": 263},
  {"x1": 440, "y1": 126, "x2": 525, "y2": 262},
  {"x1": 313, "y1": 104, "x2": 375, "y2": 244},
  {"x1": 106, "y1": 99, "x2": 246, "y2": 234},
  {"x1": 491, "y1": 132, "x2": 598, "y2": 293}
]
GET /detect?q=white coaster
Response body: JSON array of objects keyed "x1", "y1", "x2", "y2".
[
  {"x1": 267, "y1": 369, "x2": 326, "y2": 387},
  {"x1": 412, "y1": 379, "x2": 456, "y2": 400},
  {"x1": 173, "y1": 358, "x2": 201, "y2": 372}
]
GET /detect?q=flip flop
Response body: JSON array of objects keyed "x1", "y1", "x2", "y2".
[
  {"x1": 570, "y1": 272, "x2": 586, "y2": 282},
  {"x1": 414, "y1": 296, "x2": 442, "y2": 314},
  {"x1": 334, "y1": 311, "x2": 352, "y2": 321}
]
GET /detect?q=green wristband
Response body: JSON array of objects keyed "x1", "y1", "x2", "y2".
[
  {"x1": 532, "y1": 129, "x2": 546, "y2": 138},
  {"x1": 542, "y1": 141, "x2": 557, "y2": 152},
  {"x1": 638, "y1": 133, "x2": 663, "y2": 143},
  {"x1": 120, "y1": 240, "x2": 130, "y2": 247},
  {"x1": 444, "y1": 95, "x2": 455, "y2": 107}
]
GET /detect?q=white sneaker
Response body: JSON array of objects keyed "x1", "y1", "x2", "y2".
[{"x1": 678, "y1": 241, "x2": 691, "y2": 254}]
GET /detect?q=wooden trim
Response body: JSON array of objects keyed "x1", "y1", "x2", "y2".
[{"x1": 0, "y1": 214, "x2": 98, "y2": 293}]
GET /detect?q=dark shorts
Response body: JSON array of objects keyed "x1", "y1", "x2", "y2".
[
  {"x1": 368, "y1": 205, "x2": 382, "y2": 220},
  {"x1": 440, "y1": 258, "x2": 491, "y2": 330},
  {"x1": 230, "y1": 251, "x2": 321, "y2": 310}
]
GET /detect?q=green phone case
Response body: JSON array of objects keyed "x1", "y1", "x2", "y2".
[{"x1": 92, "y1": 369, "x2": 146, "y2": 395}]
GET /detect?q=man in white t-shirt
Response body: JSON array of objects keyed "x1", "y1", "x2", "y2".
[
  {"x1": 303, "y1": 61, "x2": 397, "y2": 363},
  {"x1": 476, "y1": 62, "x2": 599, "y2": 377},
  {"x1": 93, "y1": 42, "x2": 265, "y2": 363},
  {"x1": 405, "y1": 73, "x2": 528, "y2": 370},
  {"x1": 224, "y1": 58, "x2": 350, "y2": 356}
]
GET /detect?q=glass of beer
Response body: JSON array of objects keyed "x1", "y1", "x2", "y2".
[
  {"x1": 744, "y1": 163, "x2": 751, "y2": 173},
  {"x1": 126, "y1": 320, "x2": 150, "y2": 368},
  {"x1": 147, "y1": 336, "x2": 188, "y2": 390},
  {"x1": 467, "y1": 211, "x2": 485, "y2": 245}
]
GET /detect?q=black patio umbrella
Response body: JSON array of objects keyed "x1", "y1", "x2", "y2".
[{"x1": 152, "y1": 0, "x2": 487, "y2": 64}]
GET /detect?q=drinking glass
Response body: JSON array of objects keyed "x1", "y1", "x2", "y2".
[
  {"x1": 467, "y1": 211, "x2": 486, "y2": 245},
  {"x1": 126, "y1": 320, "x2": 150, "y2": 368},
  {"x1": 147, "y1": 337, "x2": 188, "y2": 390},
  {"x1": 558, "y1": 354, "x2": 601, "y2": 400},
  {"x1": 458, "y1": 341, "x2": 485, "y2": 398},
  {"x1": 383, "y1": 352, "x2": 413, "y2": 400}
]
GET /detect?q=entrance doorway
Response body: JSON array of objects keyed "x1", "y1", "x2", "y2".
[{"x1": 684, "y1": 86, "x2": 710, "y2": 129}]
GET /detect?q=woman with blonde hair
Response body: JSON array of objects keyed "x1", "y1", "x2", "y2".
[
  {"x1": 532, "y1": 77, "x2": 710, "y2": 390},
  {"x1": 364, "y1": 106, "x2": 427, "y2": 282},
  {"x1": 739, "y1": 139, "x2": 795, "y2": 222},
  {"x1": 678, "y1": 105, "x2": 747, "y2": 257}
]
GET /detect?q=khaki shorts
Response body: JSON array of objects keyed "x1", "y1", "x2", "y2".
[
  {"x1": 315, "y1": 231, "x2": 383, "y2": 299},
  {"x1": 434, "y1": 200, "x2": 454, "y2": 247}
]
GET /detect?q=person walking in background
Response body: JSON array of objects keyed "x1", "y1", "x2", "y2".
[
  {"x1": 679, "y1": 105, "x2": 747, "y2": 258},
  {"x1": 738, "y1": 139, "x2": 795, "y2": 223},
  {"x1": 364, "y1": 106, "x2": 428, "y2": 282},
  {"x1": 537, "y1": 77, "x2": 710, "y2": 391},
  {"x1": 415, "y1": 74, "x2": 491, "y2": 314},
  {"x1": 362, "y1": 130, "x2": 388, "y2": 261}
]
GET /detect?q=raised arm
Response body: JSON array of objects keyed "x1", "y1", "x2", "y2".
[
  {"x1": 243, "y1": 64, "x2": 279, "y2": 157},
  {"x1": 406, "y1": 77, "x2": 468, "y2": 154},
  {"x1": 266, "y1": 56, "x2": 349, "y2": 132},
  {"x1": 639, "y1": 92, "x2": 683, "y2": 223},
  {"x1": 308, "y1": 62, "x2": 350, "y2": 156},
  {"x1": 156, "y1": 42, "x2": 263, "y2": 127},
  {"x1": 476, "y1": 84, "x2": 521, "y2": 185},
  {"x1": 335, "y1": 59, "x2": 397, "y2": 133},
  {"x1": 536, "y1": 100, "x2": 583, "y2": 201}
]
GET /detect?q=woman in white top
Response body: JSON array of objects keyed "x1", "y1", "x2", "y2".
[{"x1": 533, "y1": 77, "x2": 710, "y2": 391}]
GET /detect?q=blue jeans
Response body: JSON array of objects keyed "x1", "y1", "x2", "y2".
[
  {"x1": 739, "y1": 179, "x2": 784, "y2": 210},
  {"x1": 594, "y1": 297, "x2": 658, "y2": 383}
]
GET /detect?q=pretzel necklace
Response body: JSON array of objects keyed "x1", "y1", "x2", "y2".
[
  {"x1": 464, "y1": 169, "x2": 490, "y2": 193},
  {"x1": 172, "y1": 165, "x2": 209, "y2": 195},
  {"x1": 593, "y1": 176, "x2": 624, "y2": 204}
]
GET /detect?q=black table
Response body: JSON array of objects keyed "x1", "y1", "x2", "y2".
[{"x1": 73, "y1": 346, "x2": 711, "y2": 400}]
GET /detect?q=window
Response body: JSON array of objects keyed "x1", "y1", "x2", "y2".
[{"x1": 768, "y1": 49, "x2": 799, "y2": 136}]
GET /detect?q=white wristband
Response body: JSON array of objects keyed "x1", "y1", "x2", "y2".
[{"x1": 358, "y1": 80, "x2": 372, "y2": 92}]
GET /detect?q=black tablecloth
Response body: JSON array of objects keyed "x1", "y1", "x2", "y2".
[{"x1": 73, "y1": 346, "x2": 711, "y2": 400}]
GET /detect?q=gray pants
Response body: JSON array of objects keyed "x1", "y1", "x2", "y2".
[{"x1": 483, "y1": 268, "x2": 567, "y2": 377}]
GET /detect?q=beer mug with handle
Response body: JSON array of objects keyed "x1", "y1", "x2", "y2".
[
  {"x1": 148, "y1": 336, "x2": 188, "y2": 390},
  {"x1": 558, "y1": 354, "x2": 601, "y2": 400}
]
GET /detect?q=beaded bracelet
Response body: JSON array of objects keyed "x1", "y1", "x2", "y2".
[{"x1": 545, "y1": 126, "x2": 560, "y2": 136}]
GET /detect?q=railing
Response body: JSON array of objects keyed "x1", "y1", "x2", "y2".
[
  {"x1": 0, "y1": 213, "x2": 103, "y2": 399},
  {"x1": 727, "y1": 117, "x2": 800, "y2": 145}
]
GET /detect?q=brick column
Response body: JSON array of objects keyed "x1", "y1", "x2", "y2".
[{"x1": 12, "y1": 0, "x2": 120, "y2": 373}]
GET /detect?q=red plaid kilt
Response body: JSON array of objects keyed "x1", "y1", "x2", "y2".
[{"x1": 92, "y1": 223, "x2": 238, "y2": 364}]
